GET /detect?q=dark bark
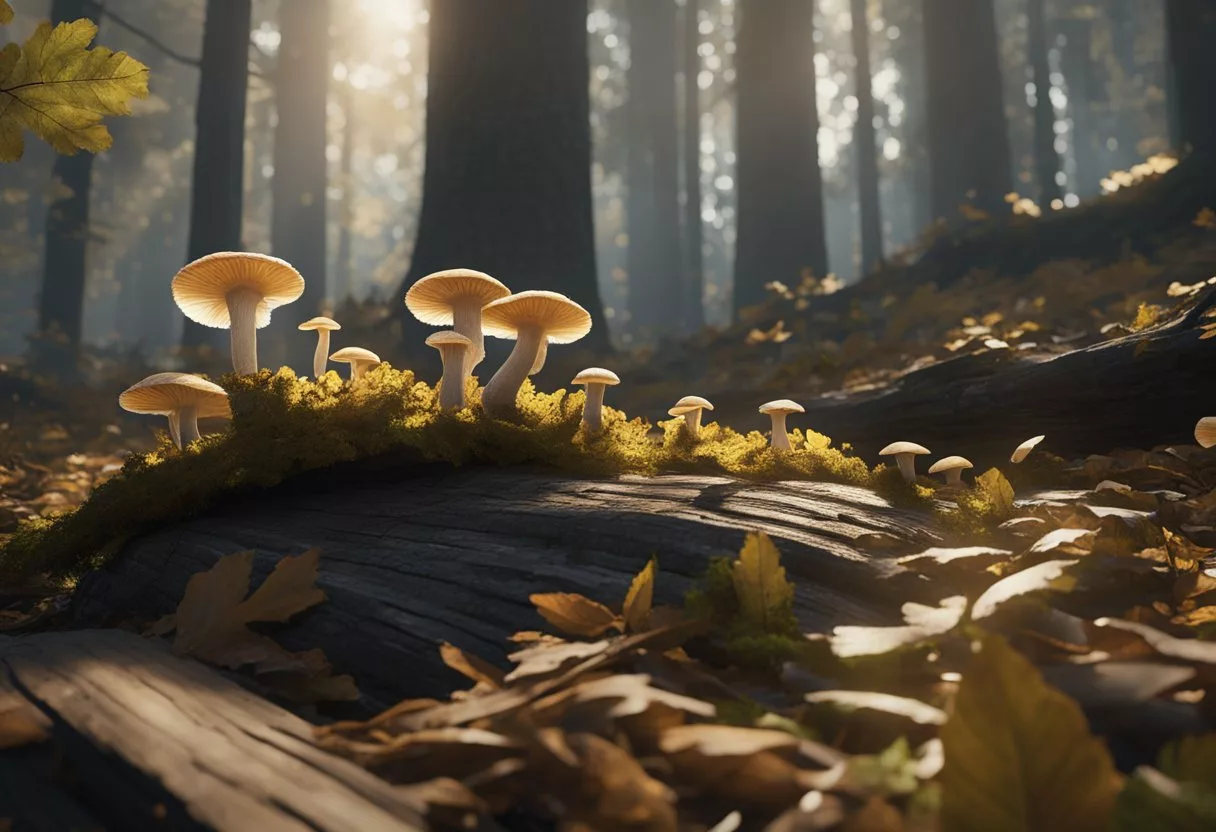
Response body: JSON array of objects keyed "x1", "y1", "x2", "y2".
[
  {"x1": 625, "y1": 0, "x2": 682, "y2": 337},
  {"x1": 923, "y1": 0, "x2": 1013, "y2": 220},
  {"x1": 1165, "y1": 0, "x2": 1216, "y2": 159},
  {"x1": 180, "y1": 0, "x2": 252, "y2": 351},
  {"x1": 75, "y1": 467, "x2": 941, "y2": 710},
  {"x1": 0, "y1": 630, "x2": 427, "y2": 831},
  {"x1": 1028, "y1": 0, "x2": 1062, "y2": 205},
  {"x1": 681, "y1": 0, "x2": 705, "y2": 332},
  {"x1": 850, "y1": 0, "x2": 884, "y2": 274},
  {"x1": 733, "y1": 0, "x2": 827, "y2": 315},
  {"x1": 265, "y1": 0, "x2": 331, "y2": 373},
  {"x1": 1057, "y1": 17, "x2": 1101, "y2": 197},
  {"x1": 398, "y1": 0, "x2": 608, "y2": 357}
]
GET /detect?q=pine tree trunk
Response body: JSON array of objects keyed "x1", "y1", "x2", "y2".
[
  {"x1": 850, "y1": 0, "x2": 883, "y2": 275},
  {"x1": 681, "y1": 0, "x2": 705, "y2": 332},
  {"x1": 733, "y1": 0, "x2": 827, "y2": 316},
  {"x1": 181, "y1": 0, "x2": 253, "y2": 351},
  {"x1": 1166, "y1": 0, "x2": 1216, "y2": 159},
  {"x1": 266, "y1": 0, "x2": 331, "y2": 374},
  {"x1": 1028, "y1": 0, "x2": 1061, "y2": 206},
  {"x1": 398, "y1": 0, "x2": 608, "y2": 357},
  {"x1": 923, "y1": 0, "x2": 1013, "y2": 221},
  {"x1": 625, "y1": 0, "x2": 682, "y2": 338}
]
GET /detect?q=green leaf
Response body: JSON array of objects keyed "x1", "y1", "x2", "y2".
[
  {"x1": 975, "y1": 467, "x2": 1015, "y2": 516},
  {"x1": 730, "y1": 531, "x2": 794, "y2": 633},
  {"x1": 939, "y1": 634, "x2": 1122, "y2": 832},
  {"x1": 0, "y1": 2, "x2": 13, "y2": 25},
  {"x1": 0, "y1": 20, "x2": 149, "y2": 162},
  {"x1": 1159, "y1": 735, "x2": 1216, "y2": 789},
  {"x1": 1112, "y1": 766, "x2": 1216, "y2": 832},
  {"x1": 622, "y1": 556, "x2": 656, "y2": 633}
]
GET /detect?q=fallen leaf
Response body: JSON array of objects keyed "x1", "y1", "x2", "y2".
[
  {"x1": 234, "y1": 547, "x2": 327, "y2": 624},
  {"x1": 0, "y1": 688, "x2": 49, "y2": 749},
  {"x1": 732, "y1": 532, "x2": 795, "y2": 632},
  {"x1": 440, "y1": 642, "x2": 505, "y2": 689},
  {"x1": 805, "y1": 691, "x2": 946, "y2": 726},
  {"x1": 830, "y1": 596, "x2": 968, "y2": 658},
  {"x1": 976, "y1": 468, "x2": 1015, "y2": 516},
  {"x1": 530, "y1": 592, "x2": 620, "y2": 638},
  {"x1": 898, "y1": 546, "x2": 1012, "y2": 569},
  {"x1": 1027, "y1": 528, "x2": 1095, "y2": 556},
  {"x1": 1110, "y1": 765, "x2": 1216, "y2": 831},
  {"x1": 622, "y1": 557, "x2": 657, "y2": 633},
  {"x1": 970, "y1": 559, "x2": 1078, "y2": 620},
  {"x1": 1094, "y1": 618, "x2": 1216, "y2": 665}
]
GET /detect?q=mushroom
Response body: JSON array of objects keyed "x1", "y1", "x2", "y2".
[
  {"x1": 298, "y1": 316, "x2": 341, "y2": 379},
  {"x1": 426, "y1": 331, "x2": 472, "y2": 411},
  {"x1": 1010, "y1": 434, "x2": 1046, "y2": 463},
  {"x1": 668, "y1": 396, "x2": 715, "y2": 440},
  {"x1": 879, "y1": 441, "x2": 931, "y2": 483},
  {"x1": 758, "y1": 399, "x2": 804, "y2": 451},
  {"x1": 1196, "y1": 418, "x2": 1216, "y2": 449},
  {"x1": 171, "y1": 252, "x2": 305, "y2": 375},
  {"x1": 405, "y1": 269, "x2": 512, "y2": 374},
  {"x1": 481, "y1": 291, "x2": 593, "y2": 418},
  {"x1": 928, "y1": 455, "x2": 974, "y2": 486},
  {"x1": 329, "y1": 347, "x2": 381, "y2": 382},
  {"x1": 571, "y1": 368, "x2": 620, "y2": 433},
  {"x1": 119, "y1": 373, "x2": 230, "y2": 449}
]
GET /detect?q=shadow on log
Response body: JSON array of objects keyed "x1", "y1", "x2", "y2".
[{"x1": 74, "y1": 465, "x2": 941, "y2": 711}]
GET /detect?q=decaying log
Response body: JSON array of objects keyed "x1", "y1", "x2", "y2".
[
  {"x1": 75, "y1": 465, "x2": 941, "y2": 710},
  {"x1": 0, "y1": 628, "x2": 427, "y2": 832}
]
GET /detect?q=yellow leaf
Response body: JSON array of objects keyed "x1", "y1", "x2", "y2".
[
  {"x1": 0, "y1": 20, "x2": 149, "y2": 162},
  {"x1": 940, "y1": 634, "x2": 1122, "y2": 832},
  {"x1": 0, "y1": 2, "x2": 12, "y2": 25},
  {"x1": 530, "y1": 592, "x2": 620, "y2": 638},
  {"x1": 731, "y1": 532, "x2": 794, "y2": 632},
  {"x1": 975, "y1": 468, "x2": 1015, "y2": 516},
  {"x1": 622, "y1": 557, "x2": 657, "y2": 633}
]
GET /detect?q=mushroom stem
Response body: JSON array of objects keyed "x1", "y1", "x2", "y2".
[
  {"x1": 683, "y1": 408, "x2": 704, "y2": 440},
  {"x1": 350, "y1": 361, "x2": 369, "y2": 382},
  {"x1": 226, "y1": 287, "x2": 263, "y2": 375},
  {"x1": 530, "y1": 339, "x2": 549, "y2": 375},
  {"x1": 895, "y1": 453, "x2": 917, "y2": 483},
  {"x1": 312, "y1": 329, "x2": 331, "y2": 380},
  {"x1": 437, "y1": 345, "x2": 469, "y2": 411},
  {"x1": 768, "y1": 413, "x2": 791, "y2": 451},
  {"x1": 944, "y1": 469, "x2": 963, "y2": 486},
  {"x1": 483, "y1": 324, "x2": 543, "y2": 418},
  {"x1": 167, "y1": 412, "x2": 182, "y2": 449},
  {"x1": 177, "y1": 405, "x2": 201, "y2": 447},
  {"x1": 582, "y1": 383, "x2": 607, "y2": 433},
  {"x1": 452, "y1": 300, "x2": 485, "y2": 375}
]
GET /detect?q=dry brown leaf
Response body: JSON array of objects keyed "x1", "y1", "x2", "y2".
[
  {"x1": 970, "y1": 559, "x2": 1079, "y2": 620},
  {"x1": 234, "y1": 547, "x2": 327, "y2": 624},
  {"x1": 530, "y1": 592, "x2": 620, "y2": 638},
  {"x1": 506, "y1": 639, "x2": 611, "y2": 682},
  {"x1": 0, "y1": 688, "x2": 50, "y2": 749},
  {"x1": 440, "y1": 642, "x2": 506, "y2": 689},
  {"x1": 830, "y1": 597, "x2": 968, "y2": 658},
  {"x1": 804, "y1": 691, "x2": 946, "y2": 726}
]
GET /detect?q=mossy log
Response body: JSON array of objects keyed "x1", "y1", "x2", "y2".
[{"x1": 74, "y1": 463, "x2": 941, "y2": 711}]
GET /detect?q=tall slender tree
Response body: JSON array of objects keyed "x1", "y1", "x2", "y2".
[
  {"x1": 680, "y1": 0, "x2": 704, "y2": 332},
  {"x1": 334, "y1": 79, "x2": 356, "y2": 308},
  {"x1": 923, "y1": 0, "x2": 1013, "y2": 220},
  {"x1": 181, "y1": 0, "x2": 253, "y2": 350},
  {"x1": 1165, "y1": 0, "x2": 1216, "y2": 159},
  {"x1": 1057, "y1": 15, "x2": 1101, "y2": 196},
  {"x1": 399, "y1": 0, "x2": 607, "y2": 355},
  {"x1": 1028, "y1": 0, "x2": 1061, "y2": 205},
  {"x1": 733, "y1": 0, "x2": 827, "y2": 316},
  {"x1": 625, "y1": 0, "x2": 682, "y2": 338},
  {"x1": 850, "y1": 0, "x2": 883, "y2": 275}
]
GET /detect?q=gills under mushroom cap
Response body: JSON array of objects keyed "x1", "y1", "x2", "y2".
[
  {"x1": 172, "y1": 252, "x2": 304, "y2": 329},
  {"x1": 482, "y1": 291, "x2": 593, "y2": 343},
  {"x1": 119, "y1": 373, "x2": 231, "y2": 419},
  {"x1": 405, "y1": 269, "x2": 511, "y2": 325},
  {"x1": 1196, "y1": 419, "x2": 1216, "y2": 449}
]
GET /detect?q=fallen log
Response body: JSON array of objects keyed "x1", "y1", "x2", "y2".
[
  {"x1": 74, "y1": 465, "x2": 941, "y2": 710},
  {"x1": 0, "y1": 629, "x2": 427, "y2": 832}
]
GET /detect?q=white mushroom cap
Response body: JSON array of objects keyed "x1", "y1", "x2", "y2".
[
  {"x1": 119, "y1": 373, "x2": 231, "y2": 419},
  {"x1": 759, "y1": 399, "x2": 804, "y2": 415},
  {"x1": 572, "y1": 367, "x2": 620, "y2": 386},
  {"x1": 482, "y1": 291, "x2": 593, "y2": 343},
  {"x1": 1196, "y1": 419, "x2": 1216, "y2": 449},
  {"x1": 425, "y1": 331, "x2": 473, "y2": 349},
  {"x1": 928, "y1": 456, "x2": 974, "y2": 475},
  {"x1": 1010, "y1": 434, "x2": 1046, "y2": 463},
  {"x1": 171, "y1": 252, "x2": 304, "y2": 329},
  {"x1": 330, "y1": 346, "x2": 381, "y2": 367},
  {"x1": 879, "y1": 441, "x2": 930, "y2": 457},
  {"x1": 669, "y1": 395, "x2": 714, "y2": 417},
  {"x1": 405, "y1": 269, "x2": 511, "y2": 324},
  {"x1": 298, "y1": 316, "x2": 341, "y2": 332}
]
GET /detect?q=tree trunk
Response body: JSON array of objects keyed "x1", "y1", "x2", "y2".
[
  {"x1": 1058, "y1": 16, "x2": 1101, "y2": 197},
  {"x1": 266, "y1": 0, "x2": 331, "y2": 374},
  {"x1": 1028, "y1": 0, "x2": 1061, "y2": 206},
  {"x1": 1165, "y1": 0, "x2": 1216, "y2": 159},
  {"x1": 923, "y1": 0, "x2": 1013, "y2": 220},
  {"x1": 398, "y1": 0, "x2": 608, "y2": 358},
  {"x1": 181, "y1": 0, "x2": 253, "y2": 351},
  {"x1": 34, "y1": 0, "x2": 97, "y2": 376},
  {"x1": 681, "y1": 0, "x2": 705, "y2": 332},
  {"x1": 733, "y1": 0, "x2": 827, "y2": 316},
  {"x1": 850, "y1": 0, "x2": 883, "y2": 275},
  {"x1": 335, "y1": 81, "x2": 356, "y2": 307}
]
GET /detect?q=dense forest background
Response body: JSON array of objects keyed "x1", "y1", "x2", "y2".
[{"x1": 0, "y1": 0, "x2": 1179, "y2": 363}]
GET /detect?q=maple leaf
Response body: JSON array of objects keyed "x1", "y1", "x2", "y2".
[
  {"x1": 622, "y1": 556, "x2": 657, "y2": 633},
  {"x1": 731, "y1": 531, "x2": 795, "y2": 633},
  {"x1": 0, "y1": 19, "x2": 149, "y2": 162}
]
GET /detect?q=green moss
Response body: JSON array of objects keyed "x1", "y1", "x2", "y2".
[{"x1": 1, "y1": 366, "x2": 882, "y2": 582}]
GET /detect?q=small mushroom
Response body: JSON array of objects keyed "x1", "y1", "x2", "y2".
[
  {"x1": 571, "y1": 368, "x2": 621, "y2": 433},
  {"x1": 1010, "y1": 434, "x2": 1046, "y2": 463},
  {"x1": 1196, "y1": 418, "x2": 1216, "y2": 449},
  {"x1": 119, "y1": 373, "x2": 231, "y2": 449},
  {"x1": 668, "y1": 395, "x2": 715, "y2": 440},
  {"x1": 928, "y1": 455, "x2": 974, "y2": 486},
  {"x1": 406, "y1": 269, "x2": 512, "y2": 374},
  {"x1": 329, "y1": 347, "x2": 381, "y2": 382},
  {"x1": 427, "y1": 331, "x2": 472, "y2": 411},
  {"x1": 481, "y1": 291, "x2": 593, "y2": 418},
  {"x1": 879, "y1": 441, "x2": 931, "y2": 483},
  {"x1": 172, "y1": 252, "x2": 305, "y2": 375},
  {"x1": 758, "y1": 399, "x2": 804, "y2": 451},
  {"x1": 298, "y1": 316, "x2": 341, "y2": 379}
]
